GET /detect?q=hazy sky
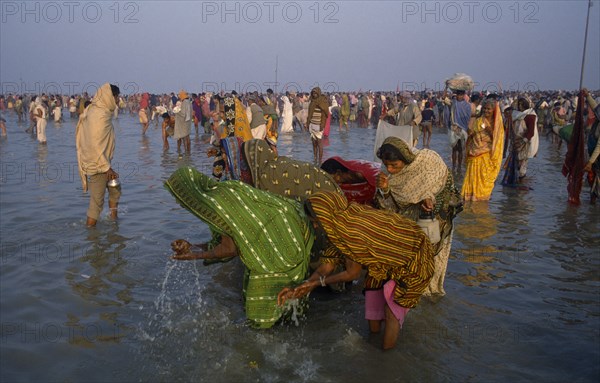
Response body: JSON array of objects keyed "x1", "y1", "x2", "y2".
[{"x1": 1, "y1": 0, "x2": 599, "y2": 94}]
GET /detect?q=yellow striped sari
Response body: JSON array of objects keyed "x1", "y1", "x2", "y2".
[{"x1": 307, "y1": 192, "x2": 434, "y2": 308}]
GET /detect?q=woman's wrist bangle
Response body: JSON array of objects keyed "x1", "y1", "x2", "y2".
[{"x1": 319, "y1": 275, "x2": 326, "y2": 287}]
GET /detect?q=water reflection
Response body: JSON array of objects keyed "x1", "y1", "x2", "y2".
[
  {"x1": 139, "y1": 135, "x2": 151, "y2": 162},
  {"x1": 64, "y1": 225, "x2": 137, "y2": 347},
  {"x1": 454, "y1": 201, "x2": 502, "y2": 288},
  {"x1": 456, "y1": 201, "x2": 499, "y2": 243},
  {"x1": 37, "y1": 143, "x2": 48, "y2": 164}
]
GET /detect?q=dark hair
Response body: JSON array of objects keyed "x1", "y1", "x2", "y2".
[
  {"x1": 481, "y1": 98, "x2": 496, "y2": 109},
  {"x1": 320, "y1": 159, "x2": 349, "y2": 174},
  {"x1": 110, "y1": 84, "x2": 120, "y2": 97},
  {"x1": 161, "y1": 112, "x2": 170, "y2": 119},
  {"x1": 84, "y1": 101, "x2": 91, "y2": 108},
  {"x1": 518, "y1": 97, "x2": 530, "y2": 110},
  {"x1": 376, "y1": 143, "x2": 406, "y2": 162}
]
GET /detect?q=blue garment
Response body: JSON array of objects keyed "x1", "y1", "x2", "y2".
[{"x1": 452, "y1": 100, "x2": 471, "y2": 131}]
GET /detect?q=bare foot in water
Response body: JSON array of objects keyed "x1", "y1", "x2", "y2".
[{"x1": 382, "y1": 306, "x2": 400, "y2": 350}]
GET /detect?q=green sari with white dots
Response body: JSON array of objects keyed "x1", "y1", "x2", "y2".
[{"x1": 165, "y1": 167, "x2": 313, "y2": 328}]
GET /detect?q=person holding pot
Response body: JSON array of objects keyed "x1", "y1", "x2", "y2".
[
  {"x1": 75, "y1": 83, "x2": 121, "y2": 227},
  {"x1": 374, "y1": 136, "x2": 462, "y2": 297}
]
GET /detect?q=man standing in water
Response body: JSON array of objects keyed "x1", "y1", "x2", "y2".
[
  {"x1": 306, "y1": 87, "x2": 329, "y2": 165},
  {"x1": 173, "y1": 90, "x2": 192, "y2": 155},
  {"x1": 444, "y1": 89, "x2": 471, "y2": 172},
  {"x1": 75, "y1": 83, "x2": 121, "y2": 227}
]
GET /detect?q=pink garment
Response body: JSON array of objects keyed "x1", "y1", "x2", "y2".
[{"x1": 365, "y1": 280, "x2": 410, "y2": 326}]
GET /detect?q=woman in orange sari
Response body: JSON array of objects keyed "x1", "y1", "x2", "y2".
[{"x1": 461, "y1": 99, "x2": 504, "y2": 201}]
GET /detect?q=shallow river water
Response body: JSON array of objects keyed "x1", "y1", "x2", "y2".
[{"x1": 0, "y1": 110, "x2": 598, "y2": 382}]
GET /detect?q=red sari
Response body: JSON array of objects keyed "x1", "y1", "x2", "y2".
[{"x1": 321, "y1": 157, "x2": 380, "y2": 205}]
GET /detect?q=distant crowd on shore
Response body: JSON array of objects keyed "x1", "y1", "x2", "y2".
[{"x1": 1, "y1": 87, "x2": 598, "y2": 136}]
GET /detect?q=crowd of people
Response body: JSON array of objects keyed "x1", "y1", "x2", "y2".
[{"x1": 1, "y1": 82, "x2": 599, "y2": 349}]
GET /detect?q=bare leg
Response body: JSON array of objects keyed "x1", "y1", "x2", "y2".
[
  {"x1": 109, "y1": 200, "x2": 118, "y2": 220},
  {"x1": 369, "y1": 320, "x2": 382, "y2": 334},
  {"x1": 317, "y1": 139, "x2": 323, "y2": 165},
  {"x1": 382, "y1": 305, "x2": 400, "y2": 350}
]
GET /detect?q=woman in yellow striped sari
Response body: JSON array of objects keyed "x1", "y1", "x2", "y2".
[
  {"x1": 278, "y1": 191, "x2": 434, "y2": 350},
  {"x1": 461, "y1": 99, "x2": 505, "y2": 201}
]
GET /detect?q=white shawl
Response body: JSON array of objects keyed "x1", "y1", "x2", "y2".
[{"x1": 75, "y1": 83, "x2": 117, "y2": 192}]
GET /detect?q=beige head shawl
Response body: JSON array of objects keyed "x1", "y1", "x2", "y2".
[
  {"x1": 75, "y1": 83, "x2": 117, "y2": 192},
  {"x1": 380, "y1": 137, "x2": 416, "y2": 163},
  {"x1": 384, "y1": 137, "x2": 448, "y2": 205}
]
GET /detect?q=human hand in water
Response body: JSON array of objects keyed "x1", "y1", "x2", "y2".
[
  {"x1": 277, "y1": 287, "x2": 296, "y2": 306},
  {"x1": 171, "y1": 239, "x2": 192, "y2": 255},
  {"x1": 170, "y1": 240, "x2": 215, "y2": 260},
  {"x1": 277, "y1": 280, "x2": 317, "y2": 306}
]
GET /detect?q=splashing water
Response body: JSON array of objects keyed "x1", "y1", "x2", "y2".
[{"x1": 284, "y1": 298, "x2": 301, "y2": 326}]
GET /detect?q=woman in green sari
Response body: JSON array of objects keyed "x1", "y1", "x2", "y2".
[{"x1": 165, "y1": 167, "x2": 314, "y2": 328}]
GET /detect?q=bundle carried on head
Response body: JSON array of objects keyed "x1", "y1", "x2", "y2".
[{"x1": 445, "y1": 73, "x2": 474, "y2": 92}]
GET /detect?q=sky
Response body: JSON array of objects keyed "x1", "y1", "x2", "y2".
[{"x1": 1, "y1": 0, "x2": 599, "y2": 95}]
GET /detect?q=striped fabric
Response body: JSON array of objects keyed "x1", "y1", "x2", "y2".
[
  {"x1": 307, "y1": 192, "x2": 434, "y2": 308},
  {"x1": 165, "y1": 167, "x2": 314, "y2": 328},
  {"x1": 310, "y1": 109, "x2": 322, "y2": 125}
]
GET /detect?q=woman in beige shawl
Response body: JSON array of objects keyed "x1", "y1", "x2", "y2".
[
  {"x1": 375, "y1": 137, "x2": 462, "y2": 296},
  {"x1": 75, "y1": 83, "x2": 121, "y2": 227}
]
